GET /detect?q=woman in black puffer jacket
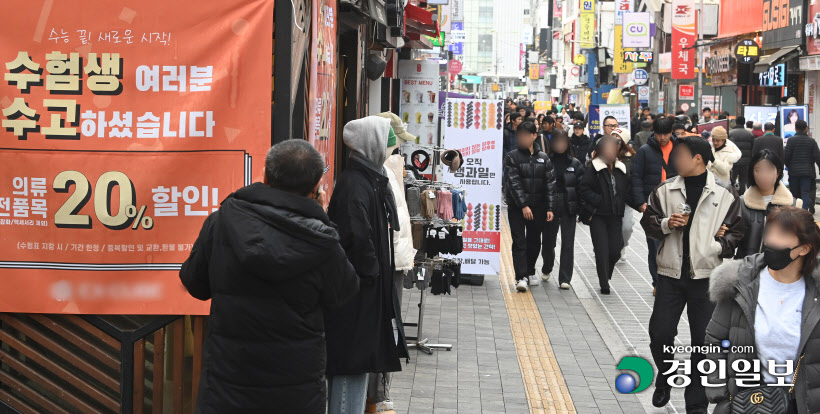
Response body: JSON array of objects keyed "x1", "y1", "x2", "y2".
[
  {"x1": 706, "y1": 207, "x2": 820, "y2": 414},
  {"x1": 579, "y1": 136, "x2": 641, "y2": 294},
  {"x1": 540, "y1": 131, "x2": 584, "y2": 289},
  {"x1": 504, "y1": 121, "x2": 557, "y2": 291}
]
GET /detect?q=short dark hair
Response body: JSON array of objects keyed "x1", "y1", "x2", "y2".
[
  {"x1": 603, "y1": 116, "x2": 618, "y2": 125},
  {"x1": 549, "y1": 130, "x2": 575, "y2": 158},
  {"x1": 265, "y1": 140, "x2": 325, "y2": 195},
  {"x1": 642, "y1": 107, "x2": 650, "y2": 112},
  {"x1": 641, "y1": 120, "x2": 652, "y2": 129},
  {"x1": 673, "y1": 123, "x2": 686, "y2": 132},
  {"x1": 654, "y1": 116, "x2": 675, "y2": 134},
  {"x1": 675, "y1": 109, "x2": 685, "y2": 116},
  {"x1": 677, "y1": 136, "x2": 715, "y2": 164},
  {"x1": 766, "y1": 207, "x2": 820, "y2": 276},
  {"x1": 764, "y1": 122, "x2": 776, "y2": 131},
  {"x1": 573, "y1": 112, "x2": 585, "y2": 121},
  {"x1": 796, "y1": 119, "x2": 808, "y2": 132},
  {"x1": 735, "y1": 116, "x2": 746, "y2": 126},
  {"x1": 746, "y1": 121, "x2": 755, "y2": 128},
  {"x1": 542, "y1": 116, "x2": 555, "y2": 125},
  {"x1": 592, "y1": 135, "x2": 617, "y2": 159},
  {"x1": 748, "y1": 149, "x2": 784, "y2": 190},
  {"x1": 702, "y1": 107, "x2": 711, "y2": 113},
  {"x1": 518, "y1": 121, "x2": 538, "y2": 135},
  {"x1": 510, "y1": 113, "x2": 522, "y2": 122}
]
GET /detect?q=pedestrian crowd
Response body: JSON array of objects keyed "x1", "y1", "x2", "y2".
[{"x1": 503, "y1": 98, "x2": 820, "y2": 414}]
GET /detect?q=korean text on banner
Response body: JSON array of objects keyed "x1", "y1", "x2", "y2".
[
  {"x1": 671, "y1": 0, "x2": 696, "y2": 79},
  {"x1": 598, "y1": 104, "x2": 632, "y2": 137},
  {"x1": 613, "y1": 26, "x2": 633, "y2": 73},
  {"x1": 442, "y1": 98, "x2": 503, "y2": 275},
  {"x1": 308, "y1": 0, "x2": 338, "y2": 202},
  {"x1": 0, "y1": 0, "x2": 273, "y2": 315}
]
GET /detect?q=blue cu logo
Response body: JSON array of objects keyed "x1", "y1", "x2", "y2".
[{"x1": 615, "y1": 357, "x2": 654, "y2": 393}]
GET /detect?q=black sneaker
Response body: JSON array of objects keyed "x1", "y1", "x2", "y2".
[
  {"x1": 600, "y1": 287, "x2": 611, "y2": 295},
  {"x1": 652, "y1": 386, "x2": 671, "y2": 407}
]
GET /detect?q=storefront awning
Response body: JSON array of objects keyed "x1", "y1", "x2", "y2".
[
  {"x1": 754, "y1": 46, "x2": 800, "y2": 73},
  {"x1": 404, "y1": 4, "x2": 439, "y2": 38}
]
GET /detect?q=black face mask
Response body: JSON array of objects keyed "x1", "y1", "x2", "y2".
[{"x1": 762, "y1": 244, "x2": 799, "y2": 271}]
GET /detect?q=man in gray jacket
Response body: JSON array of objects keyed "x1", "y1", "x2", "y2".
[{"x1": 641, "y1": 136, "x2": 745, "y2": 413}]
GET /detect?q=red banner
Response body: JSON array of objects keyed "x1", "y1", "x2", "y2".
[
  {"x1": 0, "y1": 0, "x2": 273, "y2": 314},
  {"x1": 308, "y1": 0, "x2": 338, "y2": 203},
  {"x1": 671, "y1": 0, "x2": 696, "y2": 79}
]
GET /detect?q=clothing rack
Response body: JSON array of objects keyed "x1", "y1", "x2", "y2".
[{"x1": 403, "y1": 256, "x2": 454, "y2": 355}]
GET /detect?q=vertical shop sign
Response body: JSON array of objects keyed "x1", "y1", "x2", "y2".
[
  {"x1": 615, "y1": 0, "x2": 633, "y2": 24},
  {"x1": 0, "y1": 0, "x2": 273, "y2": 314},
  {"x1": 309, "y1": 0, "x2": 338, "y2": 200},
  {"x1": 442, "y1": 98, "x2": 503, "y2": 275},
  {"x1": 613, "y1": 25, "x2": 633, "y2": 73},
  {"x1": 672, "y1": 0, "x2": 696, "y2": 79}
]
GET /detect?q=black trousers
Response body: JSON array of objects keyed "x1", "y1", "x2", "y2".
[
  {"x1": 646, "y1": 237, "x2": 659, "y2": 287},
  {"x1": 649, "y1": 275, "x2": 715, "y2": 412},
  {"x1": 589, "y1": 215, "x2": 623, "y2": 290},
  {"x1": 542, "y1": 204, "x2": 576, "y2": 284},
  {"x1": 508, "y1": 203, "x2": 547, "y2": 280}
]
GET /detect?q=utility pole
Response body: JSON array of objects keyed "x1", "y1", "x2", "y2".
[{"x1": 697, "y1": 0, "x2": 704, "y2": 113}]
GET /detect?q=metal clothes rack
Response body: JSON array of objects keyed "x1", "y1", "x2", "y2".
[{"x1": 403, "y1": 256, "x2": 454, "y2": 355}]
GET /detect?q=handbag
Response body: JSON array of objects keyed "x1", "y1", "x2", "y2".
[
  {"x1": 577, "y1": 203, "x2": 596, "y2": 226},
  {"x1": 730, "y1": 354, "x2": 803, "y2": 414}
]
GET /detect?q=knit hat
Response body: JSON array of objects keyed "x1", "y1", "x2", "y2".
[
  {"x1": 710, "y1": 126, "x2": 728, "y2": 140},
  {"x1": 441, "y1": 149, "x2": 463, "y2": 173},
  {"x1": 610, "y1": 128, "x2": 626, "y2": 140},
  {"x1": 378, "y1": 112, "x2": 417, "y2": 143}
]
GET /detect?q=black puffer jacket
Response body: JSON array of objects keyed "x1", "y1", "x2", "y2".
[
  {"x1": 785, "y1": 132, "x2": 820, "y2": 178},
  {"x1": 570, "y1": 134, "x2": 592, "y2": 165},
  {"x1": 631, "y1": 133, "x2": 678, "y2": 205},
  {"x1": 504, "y1": 147, "x2": 557, "y2": 211},
  {"x1": 503, "y1": 125, "x2": 517, "y2": 156},
  {"x1": 734, "y1": 184, "x2": 801, "y2": 259},
  {"x1": 706, "y1": 253, "x2": 820, "y2": 414},
  {"x1": 180, "y1": 183, "x2": 359, "y2": 414},
  {"x1": 728, "y1": 126, "x2": 755, "y2": 166},
  {"x1": 549, "y1": 151, "x2": 584, "y2": 216},
  {"x1": 579, "y1": 158, "x2": 639, "y2": 217}
]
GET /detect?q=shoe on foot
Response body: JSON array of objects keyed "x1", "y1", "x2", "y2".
[
  {"x1": 619, "y1": 248, "x2": 626, "y2": 262},
  {"x1": 600, "y1": 287, "x2": 611, "y2": 295},
  {"x1": 516, "y1": 278, "x2": 529, "y2": 292},
  {"x1": 541, "y1": 272, "x2": 551, "y2": 282},
  {"x1": 652, "y1": 386, "x2": 671, "y2": 407},
  {"x1": 560, "y1": 282, "x2": 571, "y2": 290},
  {"x1": 366, "y1": 400, "x2": 394, "y2": 413},
  {"x1": 529, "y1": 275, "x2": 541, "y2": 286}
]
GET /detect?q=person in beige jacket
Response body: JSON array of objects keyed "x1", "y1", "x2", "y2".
[
  {"x1": 707, "y1": 126, "x2": 741, "y2": 183},
  {"x1": 640, "y1": 136, "x2": 745, "y2": 413}
]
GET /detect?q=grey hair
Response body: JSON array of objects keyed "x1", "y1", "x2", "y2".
[{"x1": 264, "y1": 140, "x2": 325, "y2": 195}]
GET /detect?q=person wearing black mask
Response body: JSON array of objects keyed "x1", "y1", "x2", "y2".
[
  {"x1": 540, "y1": 131, "x2": 584, "y2": 289},
  {"x1": 505, "y1": 121, "x2": 556, "y2": 292},
  {"x1": 706, "y1": 207, "x2": 820, "y2": 414},
  {"x1": 569, "y1": 122, "x2": 591, "y2": 165},
  {"x1": 641, "y1": 136, "x2": 745, "y2": 413}
]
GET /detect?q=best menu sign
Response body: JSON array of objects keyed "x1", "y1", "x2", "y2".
[{"x1": 0, "y1": 0, "x2": 273, "y2": 314}]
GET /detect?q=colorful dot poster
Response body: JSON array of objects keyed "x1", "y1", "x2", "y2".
[{"x1": 441, "y1": 98, "x2": 503, "y2": 275}]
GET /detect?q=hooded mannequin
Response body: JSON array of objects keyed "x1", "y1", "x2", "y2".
[{"x1": 325, "y1": 115, "x2": 409, "y2": 413}]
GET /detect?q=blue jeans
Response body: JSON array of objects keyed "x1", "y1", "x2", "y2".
[
  {"x1": 327, "y1": 374, "x2": 368, "y2": 414},
  {"x1": 792, "y1": 176, "x2": 813, "y2": 210},
  {"x1": 646, "y1": 236, "x2": 659, "y2": 286}
]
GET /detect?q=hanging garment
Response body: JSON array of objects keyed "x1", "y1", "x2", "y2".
[
  {"x1": 437, "y1": 190, "x2": 454, "y2": 221},
  {"x1": 420, "y1": 189, "x2": 437, "y2": 219},
  {"x1": 451, "y1": 190, "x2": 467, "y2": 220},
  {"x1": 405, "y1": 187, "x2": 421, "y2": 217}
]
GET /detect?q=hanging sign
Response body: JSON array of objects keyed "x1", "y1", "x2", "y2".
[
  {"x1": 624, "y1": 51, "x2": 654, "y2": 63},
  {"x1": 442, "y1": 98, "x2": 503, "y2": 275},
  {"x1": 633, "y1": 69, "x2": 649, "y2": 85},
  {"x1": 622, "y1": 12, "x2": 651, "y2": 48},
  {"x1": 671, "y1": 0, "x2": 696, "y2": 79},
  {"x1": 735, "y1": 39, "x2": 761, "y2": 64},
  {"x1": 0, "y1": 0, "x2": 274, "y2": 314}
]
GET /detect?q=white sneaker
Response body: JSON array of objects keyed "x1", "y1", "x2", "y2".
[
  {"x1": 560, "y1": 282, "x2": 571, "y2": 290},
  {"x1": 529, "y1": 275, "x2": 541, "y2": 286},
  {"x1": 516, "y1": 278, "x2": 529, "y2": 292},
  {"x1": 541, "y1": 272, "x2": 551, "y2": 282},
  {"x1": 619, "y1": 248, "x2": 627, "y2": 262}
]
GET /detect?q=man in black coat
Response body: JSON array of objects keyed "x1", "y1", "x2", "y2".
[
  {"x1": 752, "y1": 122, "x2": 785, "y2": 162},
  {"x1": 505, "y1": 121, "x2": 556, "y2": 292},
  {"x1": 180, "y1": 140, "x2": 359, "y2": 414},
  {"x1": 785, "y1": 120, "x2": 820, "y2": 211},
  {"x1": 631, "y1": 117, "x2": 678, "y2": 289},
  {"x1": 325, "y1": 116, "x2": 409, "y2": 412},
  {"x1": 728, "y1": 116, "x2": 755, "y2": 194}
]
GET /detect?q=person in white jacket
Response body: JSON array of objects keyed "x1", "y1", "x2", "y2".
[{"x1": 708, "y1": 126, "x2": 741, "y2": 183}]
